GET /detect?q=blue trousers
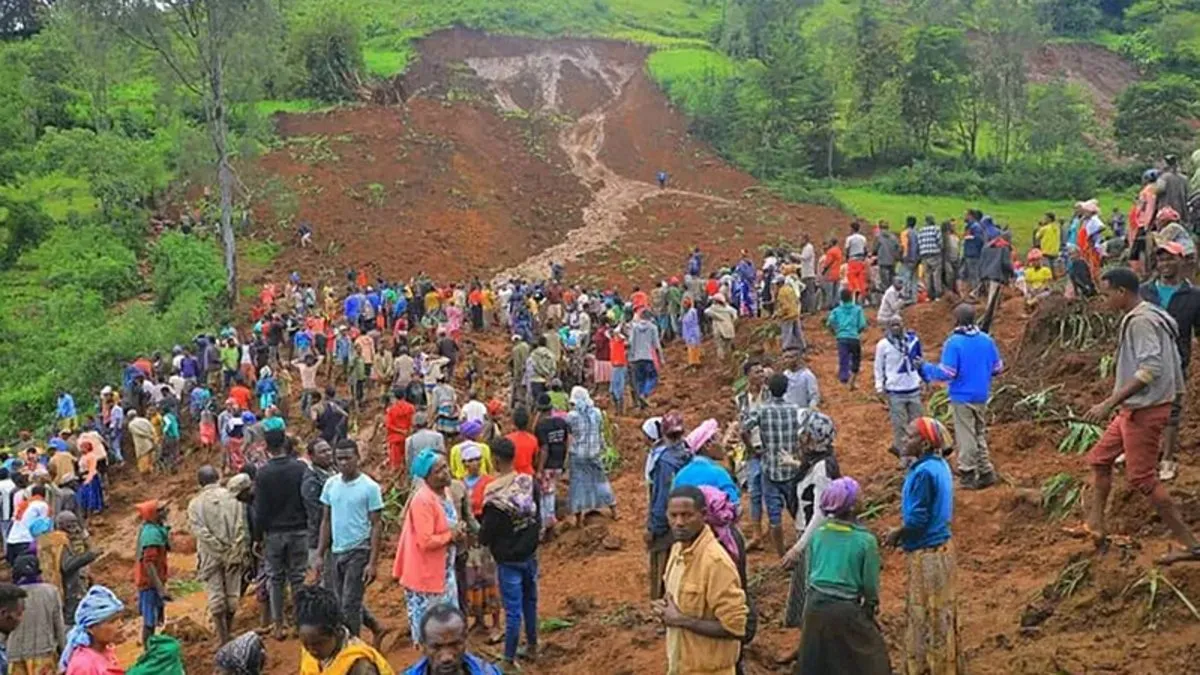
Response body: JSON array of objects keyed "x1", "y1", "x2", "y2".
[
  {"x1": 836, "y1": 339, "x2": 862, "y2": 384},
  {"x1": 632, "y1": 360, "x2": 658, "y2": 399},
  {"x1": 747, "y1": 456, "x2": 764, "y2": 523},
  {"x1": 497, "y1": 557, "x2": 539, "y2": 661}
]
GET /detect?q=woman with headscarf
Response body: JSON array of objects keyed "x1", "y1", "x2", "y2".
[
  {"x1": 255, "y1": 367, "x2": 278, "y2": 412},
  {"x1": 672, "y1": 419, "x2": 739, "y2": 506},
  {"x1": 793, "y1": 477, "x2": 889, "y2": 674},
  {"x1": 449, "y1": 419, "x2": 493, "y2": 480},
  {"x1": 777, "y1": 411, "x2": 841, "y2": 661},
  {"x1": 215, "y1": 631, "x2": 266, "y2": 675},
  {"x1": 59, "y1": 585, "x2": 124, "y2": 675},
  {"x1": 75, "y1": 441, "x2": 105, "y2": 518},
  {"x1": 681, "y1": 296, "x2": 702, "y2": 369},
  {"x1": 6, "y1": 555, "x2": 64, "y2": 674},
  {"x1": 460, "y1": 445, "x2": 501, "y2": 642},
  {"x1": 565, "y1": 387, "x2": 618, "y2": 526},
  {"x1": 393, "y1": 450, "x2": 467, "y2": 644},
  {"x1": 885, "y1": 417, "x2": 964, "y2": 675}
]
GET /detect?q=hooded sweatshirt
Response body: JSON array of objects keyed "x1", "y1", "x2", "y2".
[{"x1": 628, "y1": 319, "x2": 661, "y2": 362}]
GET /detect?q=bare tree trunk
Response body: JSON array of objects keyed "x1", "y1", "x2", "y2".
[{"x1": 207, "y1": 27, "x2": 237, "y2": 309}]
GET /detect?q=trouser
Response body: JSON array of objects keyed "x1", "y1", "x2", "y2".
[
  {"x1": 963, "y1": 257, "x2": 981, "y2": 293},
  {"x1": 879, "y1": 264, "x2": 895, "y2": 290},
  {"x1": 747, "y1": 455, "x2": 764, "y2": 524},
  {"x1": 648, "y1": 534, "x2": 673, "y2": 600},
  {"x1": 300, "y1": 388, "x2": 316, "y2": 417},
  {"x1": 716, "y1": 335, "x2": 733, "y2": 360},
  {"x1": 952, "y1": 402, "x2": 994, "y2": 476},
  {"x1": 200, "y1": 561, "x2": 243, "y2": 617},
  {"x1": 836, "y1": 339, "x2": 862, "y2": 383},
  {"x1": 921, "y1": 256, "x2": 944, "y2": 300},
  {"x1": 780, "y1": 319, "x2": 804, "y2": 352},
  {"x1": 900, "y1": 263, "x2": 919, "y2": 301},
  {"x1": 264, "y1": 530, "x2": 308, "y2": 625},
  {"x1": 800, "y1": 277, "x2": 818, "y2": 314},
  {"x1": 887, "y1": 392, "x2": 924, "y2": 453},
  {"x1": 979, "y1": 279, "x2": 1003, "y2": 334},
  {"x1": 823, "y1": 281, "x2": 839, "y2": 310},
  {"x1": 497, "y1": 557, "x2": 539, "y2": 661},
  {"x1": 764, "y1": 476, "x2": 799, "y2": 526},
  {"x1": 632, "y1": 360, "x2": 658, "y2": 400},
  {"x1": 332, "y1": 548, "x2": 378, "y2": 636}
]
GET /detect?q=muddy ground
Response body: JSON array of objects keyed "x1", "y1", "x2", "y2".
[{"x1": 91, "y1": 29, "x2": 1200, "y2": 674}]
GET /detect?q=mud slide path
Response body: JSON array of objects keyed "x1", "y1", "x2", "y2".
[{"x1": 464, "y1": 47, "x2": 733, "y2": 283}]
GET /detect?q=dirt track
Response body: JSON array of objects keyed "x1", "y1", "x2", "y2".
[{"x1": 99, "y1": 29, "x2": 1200, "y2": 675}]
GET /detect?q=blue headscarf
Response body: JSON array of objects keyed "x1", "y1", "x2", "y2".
[
  {"x1": 411, "y1": 449, "x2": 440, "y2": 480},
  {"x1": 60, "y1": 585, "x2": 125, "y2": 671}
]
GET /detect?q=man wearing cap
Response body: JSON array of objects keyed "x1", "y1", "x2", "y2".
[
  {"x1": 645, "y1": 413, "x2": 690, "y2": 600},
  {"x1": 1139, "y1": 239, "x2": 1200, "y2": 482}
]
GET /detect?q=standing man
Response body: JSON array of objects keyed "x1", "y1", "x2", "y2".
[
  {"x1": 773, "y1": 276, "x2": 803, "y2": 353},
  {"x1": 962, "y1": 209, "x2": 985, "y2": 297},
  {"x1": 654, "y1": 486, "x2": 747, "y2": 675},
  {"x1": 301, "y1": 439, "x2": 335, "y2": 585},
  {"x1": 845, "y1": 221, "x2": 869, "y2": 303},
  {"x1": 735, "y1": 361, "x2": 770, "y2": 550},
  {"x1": 873, "y1": 221, "x2": 901, "y2": 291},
  {"x1": 1140, "y1": 241, "x2": 1200, "y2": 482},
  {"x1": 782, "y1": 350, "x2": 820, "y2": 410},
  {"x1": 921, "y1": 304, "x2": 1003, "y2": 490},
  {"x1": 253, "y1": 428, "x2": 309, "y2": 640},
  {"x1": 743, "y1": 374, "x2": 804, "y2": 556},
  {"x1": 314, "y1": 440, "x2": 390, "y2": 640},
  {"x1": 645, "y1": 413, "x2": 690, "y2": 601},
  {"x1": 0, "y1": 584, "x2": 27, "y2": 674},
  {"x1": 917, "y1": 215, "x2": 945, "y2": 301},
  {"x1": 187, "y1": 465, "x2": 248, "y2": 644},
  {"x1": 510, "y1": 336, "x2": 531, "y2": 411},
  {"x1": 1157, "y1": 154, "x2": 1190, "y2": 225},
  {"x1": 798, "y1": 234, "x2": 818, "y2": 315},
  {"x1": 478, "y1": 439, "x2": 541, "y2": 668},
  {"x1": 1083, "y1": 268, "x2": 1200, "y2": 564},
  {"x1": 900, "y1": 216, "x2": 921, "y2": 301},
  {"x1": 704, "y1": 295, "x2": 738, "y2": 362},
  {"x1": 878, "y1": 276, "x2": 905, "y2": 326},
  {"x1": 875, "y1": 317, "x2": 925, "y2": 465},
  {"x1": 628, "y1": 310, "x2": 664, "y2": 409}
]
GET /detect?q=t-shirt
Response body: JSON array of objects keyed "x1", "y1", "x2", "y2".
[
  {"x1": 534, "y1": 416, "x2": 570, "y2": 470},
  {"x1": 229, "y1": 385, "x2": 252, "y2": 411},
  {"x1": 845, "y1": 233, "x2": 868, "y2": 260},
  {"x1": 610, "y1": 337, "x2": 628, "y2": 367},
  {"x1": 461, "y1": 400, "x2": 487, "y2": 423},
  {"x1": 319, "y1": 473, "x2": 384, "y2": 553},
  {"x1": 1036, "y1": 223, "x2": 1061, "y2": 256},
  {"x1": 1157, "y1": 283, "x2": 1180, "y2": 309},
  {"x1": 507, "y1": 431, "x2": 539, "y2": 475},
  {"x1": 1026, "y1": 266, "x2": 1053, "y2": 290}
]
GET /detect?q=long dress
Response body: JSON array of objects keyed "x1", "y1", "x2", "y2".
[
  {"x1": 404, "y1": 495, "x2": 459, "y2": 644},
  {"x1": 566, "y1": 405, "x2": 616, "y2": 514}
]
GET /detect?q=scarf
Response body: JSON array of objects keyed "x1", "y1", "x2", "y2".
[
  {"x1": 697, "y1": 485, "x2": 740, "y2": 564},
  {"x1": 483, "y1": 472, "x2": 538, "y2": 531},
  {"x1": 299, "y1": 632, "x2": 395, "y2": 675},
  {"x1": 215, "y1": 631, "x2": 266, "y2": 675},
  {"x1": 59, "y1": 585, "x2": 124, "y2": 672},
  {"x1": 887, "y1": 329, "x2": 921, "y2": 373},
  {"x1": 127, "y1": 634, "x2": 185, "y2": 675},
  {"x1": 819, "y1": 476, "x2": 861, "y2": 515},
  {"x1": 952, "y1": 324, "x2": 980, "y2": 337}
]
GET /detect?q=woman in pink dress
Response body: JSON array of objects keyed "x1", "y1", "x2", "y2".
[{"x1": 61, "y1": 586, "x2": 125, "y2": 675}]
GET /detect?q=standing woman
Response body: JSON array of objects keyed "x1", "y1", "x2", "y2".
[
  {"x1": 59, "y1": 586, "x2": 125, "y2": 675},
  {"x1": 565, "y1": 387, "x2": 618, "y2": 526},
  {"x1": 778, "y1": 412, "x2": 841, "y2": 663},
  {"x1": 794, "y1": 478, "x2": 890, "y2": 675},
  {"x1": 393, "y1": 450, "x2": 467, "y2": 644},
  {"x1": 885, "y1": 417, "x2": 963, "y2": 675},
  {"x1": 680, "y1": 297, "x2": 701, "y2": 370},
  {"x1": 76, "y1": 441, "x2": 105, "y2": 518}
]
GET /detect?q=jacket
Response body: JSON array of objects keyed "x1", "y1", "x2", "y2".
[
  {"x1": 392, "y1": 484, "x2": 454, "y2": 594},
  {"x1": 478, "y1": 482, "x2": 541, "y2": 564},
  {"x1": 920, "y1": 328, "x2": 1002, "y2": 404},
  {"x1": 628, "y1": 319, "x2": 662, "y2": 362},
  {"x1": 664, "y1": 526, "x2": 747, "y2": 674},
  {"x1": 873, "y1": 231, "x2": 901, "y2": 266},
  {"x1": 875, "y1": 332, "x2": 923, "y2": 396},
  {"x1": 1139, "y1": 280, "x2": 1200, "y2": 371},
  {"x1": 826, "y1": 302, "x2": 867, "y2": 341},
  {"x1": 1114, "y1": 301, "x2": 1186, "y2": 410}
]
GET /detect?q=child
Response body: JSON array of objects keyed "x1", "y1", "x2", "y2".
[
  {"x1": 134, "y1": 500, "x2": 171, "y2": 646},
  {"x1": 826, "y1": 288, "x2": 868, "y2": 390},
  {"x1": 609, "y1": 326, "x2": 629, "y2": 415},
  {"x1": 461, "y1": 446, "x2": 501, "y2": 640}
]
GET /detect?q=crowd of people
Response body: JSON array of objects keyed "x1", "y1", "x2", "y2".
[{"x1": 0, "y1": 151, "x2": 1196, "y2": 675}]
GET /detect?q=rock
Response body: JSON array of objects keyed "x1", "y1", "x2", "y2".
[{"x1": 602, "y1": 534, "x2": 624, "y2": 551}]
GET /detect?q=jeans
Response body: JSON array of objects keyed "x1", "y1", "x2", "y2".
[
  {"x1": 763, "y1": 476, "x2": 798, "y2": 526},
  {"x1": 632, "y1": 360, "x2": 658, "y2": 400},
  {"x1": 747, "y1": 456, "x2": 764, "y2": 523},
  {"x1": 264, "y1": 530, "x2": 308, "y2": 625},
  {"x1": 836, "y1": 339, "x2": 862, "y2": 383},
  {"x1": 333, "y1": 548, "x2": 371, "y2": 636},
  {"x1": 497, "y1": 557, "x2": 539, "y2": 661}
]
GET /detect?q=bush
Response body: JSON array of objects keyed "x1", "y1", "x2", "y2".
[
  {"x1": 288, "y1": 4, "x2": 366, "y2": 101},
  {"x1": 17, "y1": 225, "x2": 139, "y2": 302},
  {"x1": 150, "y1": 231, "x2": 226, "y2": 311},
  {"x1": 0, "y1": 194, "x2": 54, "y2": 268},
  {"x1": 870, "y1": 161, "x2": 985, "y2": 198}
]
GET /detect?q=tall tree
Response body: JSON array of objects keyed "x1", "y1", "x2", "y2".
[
  {"x1": 969, "y1": 0, "x2": 1041, "y2": 164},
  {"x1": 900, "y1": 25, "x2": 968, "y2": 153},
  {"x1": 1113, "y1": 74, "x2": 1199, "y2": 160},
  {"x1": 851, "y1": 0, "x2": 901, "y2": 160},
  {"x1": 0, "y1": 0, "x2": 52, "y2": 38},
  {"x1": 1025, "y1": 79, "x2": 1092, "y2": 155},
  {"x1": 102, "y1": 0, "x2": 279, "y2": 308}
]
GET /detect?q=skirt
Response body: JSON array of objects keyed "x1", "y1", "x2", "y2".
[
  {"x1": 77, "y1": 475, "x2": 105, "y2": 514},
  {"x1": 783, "y1": 550, "x2": 807, "y2": 628},
  {"x1": 405, "y1": 583, "x2": 459, "y2": 644},
  {"x1": 796, "y1": 591, "x2": 891, "y2": 675},
  {"x1": 686, "y1": 345, "x2": 701, "y2": 366},
  {"x1": 592, "y1": 359, "x2": 613, "y2": 384},
  {"x1": 568, "y1": 455, "x2": 616, "y2": 514},
  {"x1": 904, "y1": 544, "x2": 965, "y2": 675},
  {"x1": 10, "y1": 657, "x2": 57, "y2": 675},
  {"x1": 465, "y1": 545, "x2": 499, "y2": 615}
]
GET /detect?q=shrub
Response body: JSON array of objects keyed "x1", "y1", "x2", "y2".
[
  {"x1": 149, "y1": 231, "x2": 226, "y2": 311},
  {"x1": 288, "y1": 4, "x2": 366, "y2": 101},
  {"x1": 0, "y1": 194, "x2": 54, "y2": 268},
  {"x1": 17, "y1": 225, "x2": 139, "y2": 302}
]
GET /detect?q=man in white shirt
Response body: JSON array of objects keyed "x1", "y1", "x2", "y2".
[
  {"x1": 460, "y1": 396, "x2": 487, "y2": 424},
  {"x1": 798, "y1": 234, "x2": 817, "y2": 314},
  {"x1": 877, "y1": 276, "x2": 905, "y2": 326},
  {"x1": 5, "y1": 484, "x2": 50, "y2": 564},
  {"x1": 874, "y1": 317, "x2": 925, "y2": 464},
  {"x1": 782, "y1": 350, "x2": 820, "y2": 410}
]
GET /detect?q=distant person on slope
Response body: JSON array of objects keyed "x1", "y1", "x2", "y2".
[
  {"x1": 826, "y1": 289, "x2": 868, "y2": 390},
  {"x1": 657, "y1": 171, "x2": 668, "y2": 189}
]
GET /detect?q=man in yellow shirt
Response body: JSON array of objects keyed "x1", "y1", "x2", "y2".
[
  {"x1": 1035, "y1": 213, "x2": 1062, "y2": 275},
  {"x1": 654, "y1": 486, "x2": 747, "y2": 675}
]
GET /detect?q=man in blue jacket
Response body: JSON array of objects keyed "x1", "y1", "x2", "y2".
[{"x1": 921, "y1": 304, "x2": 1004, "y2": 489}]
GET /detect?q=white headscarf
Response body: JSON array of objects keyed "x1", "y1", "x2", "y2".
[{"x1": 570, "y1": 386, "x2": 594, "y2": 410}]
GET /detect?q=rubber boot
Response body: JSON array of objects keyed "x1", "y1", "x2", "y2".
[{"x1": 769, "y1": 525, "x2": 785, "y2": 558}]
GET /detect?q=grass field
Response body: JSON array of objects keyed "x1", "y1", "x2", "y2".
[{"x1": 831, "y1": 186, "x2": 1130, "y2": 252}]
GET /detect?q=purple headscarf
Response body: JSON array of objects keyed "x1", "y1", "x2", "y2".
[
  {"x1": 460, "y1": 418, "x2": 484, "y2": 440},
  {"x1": 819, "y1": 476, "x2": 861, "y2": 516},
  {"x1": 698, "y1": 485, "x2": 740, "y2": 564}
]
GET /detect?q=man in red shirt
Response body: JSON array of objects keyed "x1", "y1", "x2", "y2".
[
  {"x1": 228, "y1": 379, "x2": 253, "y2": 411},
  {"x1": 820, "y1": 239, "x2": 844, "y2": 310},
  {"x1": 630, "y1": 286, "x2": 650, "y2": 313},
  {"x1": 385, "y1": 391, "x2": 416, "y2": 471},
  {"x1": 505, "y1": 407, "x2": 540, "y2": 476}
]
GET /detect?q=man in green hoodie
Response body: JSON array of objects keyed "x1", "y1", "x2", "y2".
[{"x1": 826, "y1": 289, "x2": 868, "y2": 390}]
